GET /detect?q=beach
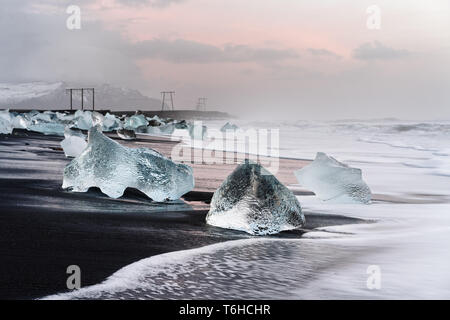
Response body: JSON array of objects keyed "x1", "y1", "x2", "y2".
[
  {"x1": 1, "y1": 116, "x2": 450, "y2": 300},
  {"x1": 0, "y1": 129, "x2": 365, "y2": 299}
]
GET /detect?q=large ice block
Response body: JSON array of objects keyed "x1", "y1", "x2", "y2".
[
  {"x1": 294, "y1": 152, "x2": 371, "y2": 203},
  {"x1": 206, "y1": 161, "x2": 305, "y2": 235},
  {"x1": 63, "y1": 126, "x2": 194, "y2": 201}
]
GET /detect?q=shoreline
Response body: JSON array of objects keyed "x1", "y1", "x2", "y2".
[{"x1": 1, "y1": 130, "x2": 365, "y2": 299}]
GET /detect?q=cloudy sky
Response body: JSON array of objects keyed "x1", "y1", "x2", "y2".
[{"x1": 2, "y1": 0, "x2": 449, "y2": 119}]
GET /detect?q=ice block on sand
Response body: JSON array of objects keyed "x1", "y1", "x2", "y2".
[
  {"x1": 206, "y1": 161, "x2": 305, "y2": 235},
  {"x1": 124, "y1": 114, "x2": 148, "y2": 131},
  {"x1": 220, "y1": 122, "x2": 239, "y2": 132},
  {"x1": 117, "y1": 128, "x2": 136, "y2": 140},
  {"x1": 294, "y1": 152, "x2": 371, "y2": 203},
  {"x1": 63, "y1": 126, "x2": 194, "y2": 201},
  {"x1": 0, "y1": 110, "x2": 13, "y2": 134},
  {"x1": 60, "y1": 127, "x2": 87, "y2": 157}
]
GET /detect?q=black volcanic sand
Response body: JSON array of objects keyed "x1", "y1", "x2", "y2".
[{"x1": 0, "y1": 130, "x2": 366, "y2": 299}]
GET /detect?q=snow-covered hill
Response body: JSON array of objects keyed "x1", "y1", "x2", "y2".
[{"x1": 0, "y1": 82, "x2": 162, "y2": 110}]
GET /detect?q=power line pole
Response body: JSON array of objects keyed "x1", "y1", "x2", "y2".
[
  {"x1": 196, "y1": 97, "x2": 207, "y2": 111},
  {"x1": 66, "y1": 87, "x2": 95, "y2": 111},
  {"x1": 161, "y1": 91, "x2": 175, "y2": 111},
  {"x1": 66, "y1": 89, "x2": 74, "y2": 110}
]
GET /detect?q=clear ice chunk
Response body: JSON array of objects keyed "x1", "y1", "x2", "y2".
[
  {"x1": 117, "y1": 128, "x2": 136, "y2": 140},
  {"x1": 146, "y1": 123, "x2": 175, "y2": 136},
  {"x1": 145, "y1": 126, "x2": 161, "y2": 135},
  {"x1": 174, "y1": 120, "x2": 189, "y2": 129},
  {"x1": 12, "y1": 114, "x2": 29, "y2": 129},
  {"x1": 189, "y1": 123, "x2": 207, "y2": 140},
  {"x1": 206, "y1": 161, "x2": 305, "y2": 235},
  {"x1": 28, "y1": 122, "x2": 66, "y2": 136},
  {"x1": 220, "y1": 122, "x2": 239, "y2": 132},
  {"x1": 60, "y1": 127, "x2": 87, "y2": 157},
  {"x1": 147, "y1": 115, "x2": 164, "y2": 127},
  {"x1": 72, "y1": 110, "x2": 94, "y2": 130},
  {"x1": 31, "y1": 111, "x2": 54, "y2": 123},
  {"x1": 64, "y1": 127, "x2": 86, "y2": 139},
  {"x1": 124, "y1": 114, "x2": 148, "y2": 131},
  {"x1": 159, "y1": 124, "x2": 175, "y2": 135},
  {"x1": 63, "y1": 125, "x2": 194, "y2": 201},
  {"x1": 0, "y1": 110, "x2": 14, "y2": 134},
  {"x1": 55, "y1": 112, "x2": 75, "y2": 122},
  {"x1": 91, "y1": 111, "x2": 104, "y2": 127},
  {"x1": 90, "y1": 111, "x2": 120, "y2": 132},
  {"x1": 294, "y1": 152, "x2": 371, "y2": 203},
  {"x1": 101, "y1": 113, "x2": 121, "y2": 131}
]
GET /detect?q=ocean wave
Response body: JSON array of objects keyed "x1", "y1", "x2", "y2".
[
  {"x1": 357, "y1": 137, "x2": 439, "y2": 153},
  {"x1": 42, "y1": 238, "x2": 274, "y2": 300},
  {"x1": 42, "y1": 202, "x2": 450, "y2": 300}
]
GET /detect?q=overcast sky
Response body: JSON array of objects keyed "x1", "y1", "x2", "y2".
[{"x1": 1, "y1": 0, "x2": 449, "y2": 119}]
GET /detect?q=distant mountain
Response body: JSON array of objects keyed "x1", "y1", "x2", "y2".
[{"x1": 0, "y1": 82, "x2": 162, "y2": 111}]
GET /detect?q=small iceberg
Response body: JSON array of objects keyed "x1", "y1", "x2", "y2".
[
  {"x1": 27, "y1": 122, "x2": 66, "y2": 136},
  {"x1": 147, "y1": 115, "x2": 164, "y2": 127},
  {"x1": 220, "y1": 122, "x2": 239, "y2": 132},
  {"x1": 55, "y1": 112, "x2": 75, "y2": 122},
  {"x1": 189, "y1": 123, "x2": 207, "y2": 140},
  {"x1": 124, "y1": 114, "x2": 148, "y2": 131},
  {"x1": 60, "y1": 127, "x2": 87, "y2": 157},
  {"x1": 101, "y1": 113, "x2": 121, "y2": 132},
  {"x1": 63, "y1": 125, "x2": 194, "y2": 201},
  {"x1": 294, "y1": 152, "x2": 371, "y2": 203},
  {"x1": 0, "y1": 110, "x2": 14, "y2": 134},
  {"x1": 31, "y1": 111, "x2": 54, "y2": 123},
  {"x1": 174, "y1": 120, "x2": 189, "y2": 129},
  {"x1": 117, "y1": 128, "x2": 136, "y2": 140},
  {"x1": 12, "y1": 114, "x2": 29, "y2": 129},
  {"x1": 146, "y1": 123, "x2": 175, "y2": 136},
  {"x1": 72, "y1": 110, "x2": 94, "y2": 130},
  {"x1": 206, "y1": 160, "x2": 305, "y2": 235}
]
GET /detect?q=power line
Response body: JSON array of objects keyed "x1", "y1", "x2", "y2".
[
  {"x1": 161, "y1": 91, "x2": 175, "y2": 111},
  {"x1": 66, "y1": 88, "x2": 95, "y2": 111},
  {"x1": 196, "y1": 97, "x2": 207, "y2": 111}
]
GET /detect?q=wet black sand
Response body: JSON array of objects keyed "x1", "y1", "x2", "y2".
[{"x1": 0, "y1": 131, "x2": 366, "y2": 299}]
